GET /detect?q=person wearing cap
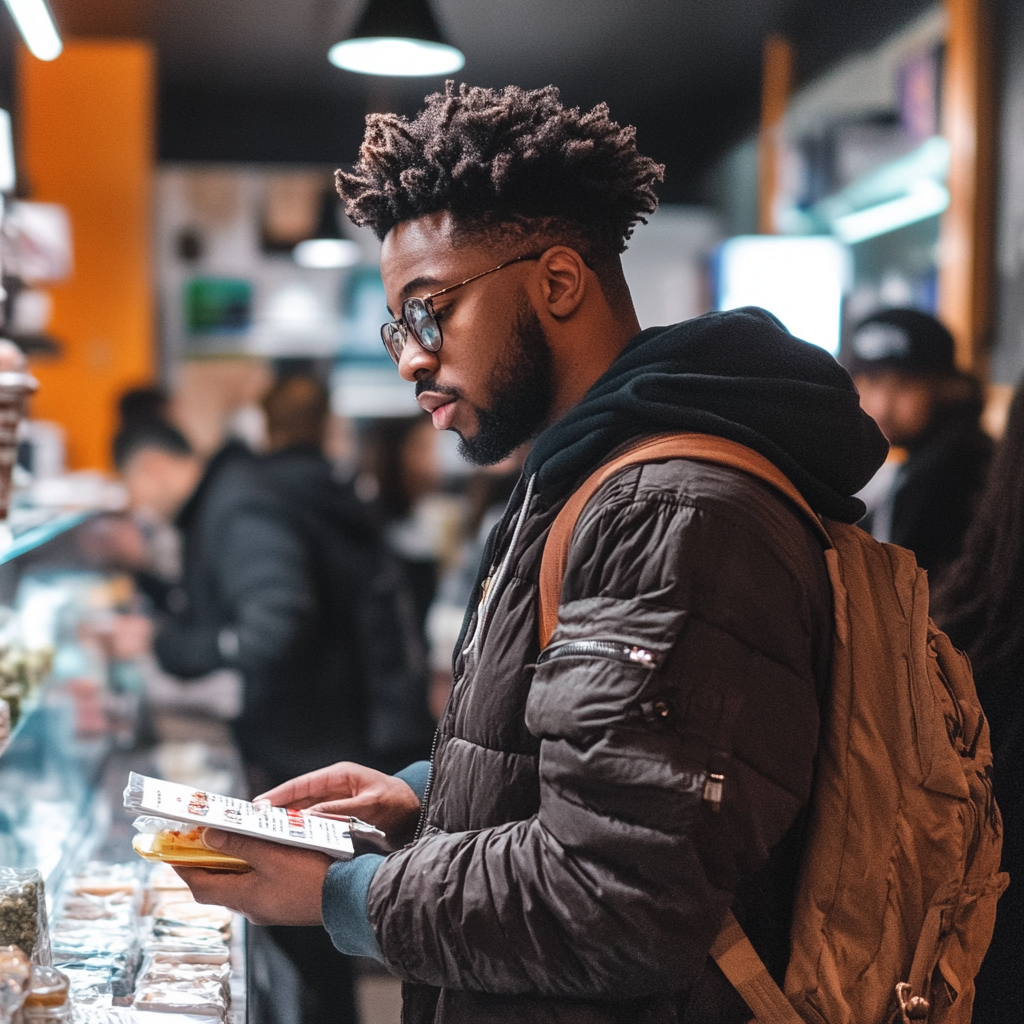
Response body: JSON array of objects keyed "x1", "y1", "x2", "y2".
[{"x1": 844, "y1": 307, "x2": 993, "y2": 582}]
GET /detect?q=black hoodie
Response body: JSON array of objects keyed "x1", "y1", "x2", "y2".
[{"x1": 525, "y1": 307, "x2": 889, "y2": 522}]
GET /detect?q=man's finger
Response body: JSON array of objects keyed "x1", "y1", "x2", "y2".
[{"x1": 201, "y1": 829, "x2": 276, "y2": 862}]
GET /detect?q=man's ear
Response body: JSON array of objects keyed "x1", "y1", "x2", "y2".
[{"x1": 537, "y1": 247, "x2": 588, "y2": 320}]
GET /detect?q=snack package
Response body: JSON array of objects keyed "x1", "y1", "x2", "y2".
[
  {"x1": 131, "y1": 820, "x2": 251, "y2": 874},
  {"x1": 124, "y1": 773, "x2": 366, "y2": 859},
  {"x1": 0, "y1": 868, "x2": 50, "y2": 964}
]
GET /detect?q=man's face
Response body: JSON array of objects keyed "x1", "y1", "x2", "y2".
[
  {"x1": 122, "y1": 448, "x2": 201, "y2": 522},
  {"x1": 380, "y1": 213, "x2": 553, "y2": 466},
  {"x1": 854, "y1": 371, "x2": 935, "y2": 447}
]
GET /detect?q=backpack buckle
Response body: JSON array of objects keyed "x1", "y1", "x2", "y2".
[{"x1": 896, "y1": 982, "x2": 931, "y2": 1021}]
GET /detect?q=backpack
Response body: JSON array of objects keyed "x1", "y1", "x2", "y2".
[{"x1": 537, "y1": 433, "x2": 1008, "y2": 1024}]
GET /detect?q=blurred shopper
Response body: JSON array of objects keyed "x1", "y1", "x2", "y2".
[
  {"x1": 358, "y1": 415, "x2": 448, "y2": 633},
  {"x1": 846, "y1": 308, "x2": 992, "y2": 582},
  {"x1": 118, "y1": 420, "x2": 366, "y2": 1024},
  {"x1": 259, "y1": 374, "x2": 434, "y2": 777},
  {"x1": 931, "y1": 382, "x2": 1024, "y2": 1024},
  {"x1": 177, "y1": 83, "x2": 894, "y2": 1024}
]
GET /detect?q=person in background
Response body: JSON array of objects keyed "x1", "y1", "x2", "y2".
[
  {"x1": 357, "y1": 415, "x2": 448, "y2": 634},
  {"x1": 115, "y1": 419, "x2": 364, "y2": 1024},
  {"x1": 931, "y1": 381, "x2": 1024, "y2": 1024},
  {"x1": 117, "y1": 386, "x2": 170, "y2": 432},
  {"x1": 845, "y1": 307, "x2": 992, "y2": 584}
]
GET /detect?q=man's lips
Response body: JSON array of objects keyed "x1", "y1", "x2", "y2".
[
  {"x1": 416, "y1": 391, "x2": 454, "y2": 414},
  {"x1": 417, "y1": 391, "x2": 458, "y2": 430}
]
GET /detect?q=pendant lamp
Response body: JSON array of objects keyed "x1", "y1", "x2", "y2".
[
  {"x1": 293, "y1": 192, "x2": 361, "y2": 269},
  {"x1": 328, "y1": 0, "x2": 464, "y2": 77}
]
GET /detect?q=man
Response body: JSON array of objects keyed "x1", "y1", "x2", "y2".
[
  {"x1": 845, "y1": 307, "x2": 992, "y2": 582},
  {"x1": 179, "y1": 83, "x2": 888, "y2": 1023}
]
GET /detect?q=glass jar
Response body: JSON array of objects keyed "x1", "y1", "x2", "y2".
[{"x1": 20, "y1": 966, "x2": 69, "y2": 1023}]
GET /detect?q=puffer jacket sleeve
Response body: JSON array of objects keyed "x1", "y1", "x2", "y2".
[{"x1": 366, "y1": 479, "x2": 825, "y2": 999}]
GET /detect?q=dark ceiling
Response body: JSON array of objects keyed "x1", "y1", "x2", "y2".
[{"x1": 31, "y1": 0, "x2": 937, "y2": 201}]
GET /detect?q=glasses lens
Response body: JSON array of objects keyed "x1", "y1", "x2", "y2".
[
  {"x1": 404, "y1": 298, "x2": 442, "y2": 352},
  {"x1": 380, "y1": 323, "x2": 403, "y2": 365}
]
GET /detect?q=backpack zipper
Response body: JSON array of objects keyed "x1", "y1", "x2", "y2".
[{"x1": 538, "y1": 639, "x2": 661, "y2": 668}]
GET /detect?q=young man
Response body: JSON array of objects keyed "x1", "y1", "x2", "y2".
[
  {"x1": 179, "y1": 83, "x2": 888, "y2": 1023},
  {"x1": 844, "y1": 307, "x2": 993, "y2": 584}
]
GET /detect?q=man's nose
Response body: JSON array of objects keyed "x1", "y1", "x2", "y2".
[{"x1": 397, "y1": 338, "x2": 440, "y2": 382}]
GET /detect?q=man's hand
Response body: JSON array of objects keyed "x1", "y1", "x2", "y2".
[
  {"x1": 256, "y1": 762, "x2": 421, "y2": 845},
  {"x1": 174, "y1": 830, "x2": 331, "y2": 926}
]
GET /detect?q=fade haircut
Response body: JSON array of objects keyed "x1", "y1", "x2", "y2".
[{"x1": 335, "y1": 82, "x2": 664, "y2": 282}]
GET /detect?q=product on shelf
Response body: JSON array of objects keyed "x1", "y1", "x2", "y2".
[
  {"x1": 0, "y1": 869, "x2": 50, "y2": 964},
  {"x1": 21, "y1": 964, "x2": 71, "y2": 1021},
  {"x1": 0, "y1": 944, "x2": 29, "y2": 1023}
]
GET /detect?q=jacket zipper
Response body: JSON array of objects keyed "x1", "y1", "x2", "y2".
[
  {"x1": 412, "y1": 729, "x2": 439, "y2": 843},
  {"x1": 538, "y1": 639, "x2": 661, "y2": 668}
]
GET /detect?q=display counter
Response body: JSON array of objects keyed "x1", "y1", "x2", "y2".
[{"x1": 0, "y1": 509, "x2": 247, "y2": 1022}]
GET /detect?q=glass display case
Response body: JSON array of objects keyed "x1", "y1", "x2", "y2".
[{"x1": 0, "y1": 509, "x2": 247, "y2": 1023}]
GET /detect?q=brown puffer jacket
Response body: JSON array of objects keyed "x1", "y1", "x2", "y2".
[{"x1": 367, "y1": 453, "x2": 833, "y2": 1023}]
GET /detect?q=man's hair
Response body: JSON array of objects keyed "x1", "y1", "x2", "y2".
[
  {"x1": 262, "y1": 375, "x2": 330, "y2": 451},
  {"x1": 335, "y1": 82, "x2": 664, "y2": 263},
  {"x1": 113, "y1": 421, "x2": 193, "y2": 472}
]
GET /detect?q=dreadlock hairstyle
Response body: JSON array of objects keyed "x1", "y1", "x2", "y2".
[
  {"x1": 335, "y1": 82, "x2": 664, "y2": 273},
  {"x1": 932, "y1": 380, "x2": 1024, "y2": 703}
]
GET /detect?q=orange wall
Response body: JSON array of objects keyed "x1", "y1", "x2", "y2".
[{"x1": 18, "y1": 40, "x2": 155, "y2": 470}]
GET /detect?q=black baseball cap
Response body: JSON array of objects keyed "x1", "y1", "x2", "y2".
[{"x1": 842, "y1": 308, "x2": 957, "y2": 378}]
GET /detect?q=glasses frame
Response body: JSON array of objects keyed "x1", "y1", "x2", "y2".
[{"x1": 380, "y1": 251, "x2": 544, "y2": 365}]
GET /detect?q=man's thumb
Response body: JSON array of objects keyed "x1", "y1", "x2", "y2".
[{"x1": 201, "y1": 827, "x2": 230, "y2": 851}]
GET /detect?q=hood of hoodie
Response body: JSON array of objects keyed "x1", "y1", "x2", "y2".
[{"x1": 524, "y1": 307, "x2": 889, "y2": 523}]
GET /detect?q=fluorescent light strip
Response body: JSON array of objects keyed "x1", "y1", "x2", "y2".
[
  {"x1": 3, "y1": 0, "x2": 61, "y2": 60},
  {"x1": 832, "y1": 180, "x2": 949, "y2": 245}
]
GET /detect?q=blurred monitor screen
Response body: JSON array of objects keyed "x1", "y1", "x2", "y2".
[{"x1": 715, "y1": 235, "x2": 849, "y2": 355}]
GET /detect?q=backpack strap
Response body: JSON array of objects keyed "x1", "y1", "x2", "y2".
[
  {"x1": 537, "y1": 431, "x2": 829, "y2": 1024},
  {"x1": 537, "y1": 432, "x2": 830, "y2": 649},
  {"x1": 710, "y1": 911, "x2": 804, "y2": 1024}
]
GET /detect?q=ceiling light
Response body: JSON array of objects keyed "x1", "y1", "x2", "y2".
[
  {"x1": 294, "y1": 238, "x2": 361, "y2": 269},
  {"x1": 328, "y1": 0, "x2": 464, "y2": 77},
  {"x1": 3, "y1": 0, "x2": 61, "y2": 61},
  {"x1": 831, "y1": 180, "x2": 949, "y2": 246}
]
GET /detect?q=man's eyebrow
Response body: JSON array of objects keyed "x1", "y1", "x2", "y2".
[{"x1": 399, "y1": 275, "x2": 444, "y2": 303}]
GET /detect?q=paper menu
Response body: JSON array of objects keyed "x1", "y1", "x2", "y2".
[{"x1": 123, "y1": 772, "x2": 355, "y2": 860}]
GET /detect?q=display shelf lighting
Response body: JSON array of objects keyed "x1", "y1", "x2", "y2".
[
  {"x1": 831, "y1": 179, "x2": 950, "y2": 246},
  {"x1": 328, "y1": 0, "x2": 464, "y2": 77},
  {"x1": 3, "y1": 0, "x2": 61, "y2": 61},
  {"x1": 293, "y1": 192, "x2": 361, "y2": 269}
]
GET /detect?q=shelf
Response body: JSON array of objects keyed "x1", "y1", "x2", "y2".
[{"x1": 0, "y1": 509, "x2": 91, "y2": 567}]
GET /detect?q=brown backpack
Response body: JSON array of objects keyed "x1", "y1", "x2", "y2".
[{"x1": 537, "y1": 433, "x2": 1008, "y2": 1024}]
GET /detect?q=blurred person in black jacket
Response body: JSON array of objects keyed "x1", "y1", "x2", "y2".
[
  {"x1": 116, "y1": 410, "x2": 427, "y2": 1024},
  {"x1": 845, "y1": 308, "x2": 992, "y2": 585},
  {"x1": 931, "y1": 380, "x2": 1024, "y2": 1024}
]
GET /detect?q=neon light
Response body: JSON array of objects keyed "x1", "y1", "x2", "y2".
[{"x1": 832, "y1": 180, "x2": 949, "y2": 245}]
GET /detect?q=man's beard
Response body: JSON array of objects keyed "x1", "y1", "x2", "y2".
[{"x1": 457, "y1": 298, "x2": 554, "y2": 466}]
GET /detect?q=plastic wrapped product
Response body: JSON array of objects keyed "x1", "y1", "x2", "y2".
[
  {"x1": 154, "y1": 903, "x2": 230, "y2": 935},
  {"x1": 131, "y1": 819, "x2": 250, "y2": 874},
  {"x1": 0, "y1": 869, "x2": 50, "y2": 964},
  {"x1": 67, "y1": 864, "x2": 142, "y2": 899},
  {"x1": 132, "y1": 977, "x2": 227, "y2": 1017}
]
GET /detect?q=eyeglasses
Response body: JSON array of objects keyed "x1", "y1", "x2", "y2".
[{"x1": 380, "y1": 251, "x2": 543, "y2": 365}]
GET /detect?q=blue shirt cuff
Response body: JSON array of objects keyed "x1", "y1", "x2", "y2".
[
  {"x1": 394, "y1": 760, "x2": 430, "y2": 804},
  {"x1": 322, "y1": 854, "x2": 386, "y2": 962}
]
